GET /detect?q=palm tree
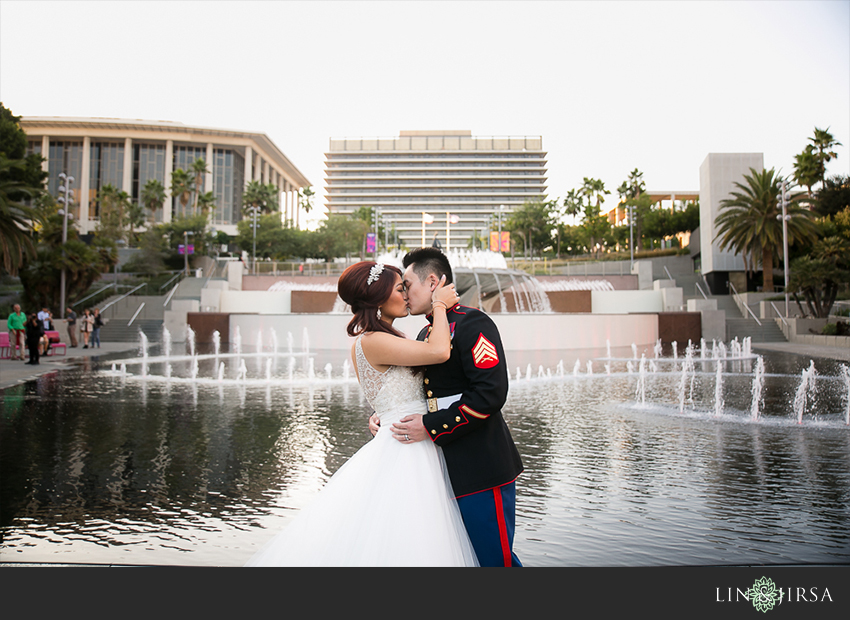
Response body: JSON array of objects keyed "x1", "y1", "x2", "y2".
[
  {"x1": 190, "y1": 158, "x2": 210, "y2": 215},
  {"x1": 97, "y1": 183, "x2": 133, "y2": 244},
  {"x1": 714, "y1": 167, "x2": 818, "y2": 292},
  {"x1": 793, "y1": 145, "x2": 822, "y2": 198},
  {"x1": 0, "y1": 154, "x2": 42, "y2": 276},
  {"x1": 242, "y1": 180, "x2": 279, "y2": 215},
  {"x1": 197, "y1": 191, "x2": 217, "y2": 219},
  {"x1": 809, "y1": 127, "x2": 842, "y2": 192},
  {"x1": 170, "y1": 168, "x2": 195, "y2": 218},
  {"x1": 617, "y1": 168, "x2": 648, "y2": 251},
  {"x1": 140, "y1": 178, "x2": 166, "y2": 222}
]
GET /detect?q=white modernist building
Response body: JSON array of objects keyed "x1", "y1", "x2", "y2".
[
  {"x1": 20, "y1": 116, "x2": 311, "y2": 237},
  {"x1": 324, "y1": 130, "x2": 548, "y2": 250}
]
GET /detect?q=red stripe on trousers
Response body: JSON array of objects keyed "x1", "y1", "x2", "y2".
[{"x1": 492, "y1": 487, "x2": 511, "y2": 567}]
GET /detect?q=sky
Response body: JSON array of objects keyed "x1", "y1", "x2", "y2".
[{"x1": 1, "y1": 0, "x2": 848, "y2": 229}]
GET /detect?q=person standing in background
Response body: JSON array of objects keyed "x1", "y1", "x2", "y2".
[
  {"x1": 65, "y1": 307, "x2": 78, "y2": 347},
  {"x1": 92, "y1": 308, "x2": 103, "y2": 348},
  {"x1": 7, "y1": 304, "x2": 26, "y2": 360}
]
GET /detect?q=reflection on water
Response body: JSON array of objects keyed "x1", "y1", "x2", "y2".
[{"x1": 1, "y1": 348, "x2": 848, "y2": 566}]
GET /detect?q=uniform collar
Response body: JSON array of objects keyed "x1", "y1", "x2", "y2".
[{"x1": 426, "y1": 303, "x2": 459, "y2": 323}]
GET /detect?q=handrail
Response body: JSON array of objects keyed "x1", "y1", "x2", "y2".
[
  {"x1": 158, "y1": 271, "x2": 184, "y2": 294},
  {"x1": 128, "y1": 302, "x2": 145, "y2": 327},
  {"x1": 695, "y1": 281, "x2": 709, "y2": 300},
  {"x1": 664, "y1": 265, "x2": 674, "y2": 280},
  {"x1": 163, "y1": 282, "x2": 180, "y2": 307},
  {"x1": 728, "y1": 281, "x2": 762, "y2": 325},
  {"x1": 72, "y1": 282, "x2": 117, "y2": 308},
  {"x1": 770, "y1": 301, "x2": 788, "y2": 328},
  {"x1": 100, "y1": 283, "x2": 147, "y2": 312}
]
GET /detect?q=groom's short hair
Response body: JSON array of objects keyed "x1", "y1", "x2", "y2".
[{"x1": 403, "y1": 247, "x2": 453, "y2": 285}]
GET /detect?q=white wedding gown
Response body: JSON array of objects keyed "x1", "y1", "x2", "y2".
[{"x1": 245, "y1": 336, "x2": 479, "y2": 567}]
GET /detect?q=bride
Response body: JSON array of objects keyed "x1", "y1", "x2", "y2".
[{"x1": 245, "y1": 261, "x2": 479, "y2": 567}]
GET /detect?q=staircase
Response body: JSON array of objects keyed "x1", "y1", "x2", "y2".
[
  {"x1": 98, "y1": 293, "x2": 167, "y2": 344},
  {"x1": 652, "y1": 256, "x2": 788, "y2": 343},
  {"x1": 100, "y1": 318, "x2": 164, "y2": 343}
]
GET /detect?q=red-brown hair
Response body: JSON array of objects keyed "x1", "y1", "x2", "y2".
[{"x1": 337, "y1": 262, "x2": 405, "y2": 338}]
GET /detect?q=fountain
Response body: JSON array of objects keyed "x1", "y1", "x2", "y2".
[{"x1": 2, "y1": 321, "x2": 849, "y2": 569}]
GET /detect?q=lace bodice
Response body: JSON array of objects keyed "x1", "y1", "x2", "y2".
[{"x1": 355, "y1": 335, "x2": 425, "y2": 421}]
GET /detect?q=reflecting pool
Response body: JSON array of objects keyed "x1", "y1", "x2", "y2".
[{"x1": 1, "y1": 344, "x2": 848, "y2": 566}]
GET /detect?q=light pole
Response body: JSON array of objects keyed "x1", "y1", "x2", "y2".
[
  {"x1": 57, "y1": 173, "x2": 74, "y2": 316},
  {"x1": 183, "y1": 230, "x2": 195, "y2": 276},
  {"x1": 250, "y1": 206, "x2": 260, "y2": 274},
  {"x1": 497, "y1": 204, "x2": 505, "y2": 253},
  {"x1": 626, "y1": 203, "x2": 635, "y2": 270},
  {"x1": 778, "y1": 181, "x2": 791, "y2": 318}
]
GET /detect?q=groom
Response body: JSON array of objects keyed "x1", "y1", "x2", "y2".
[{"x1": 371, "y1": 247, "x2": 524, "y2": 567}]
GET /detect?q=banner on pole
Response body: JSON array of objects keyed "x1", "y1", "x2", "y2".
[
  {"x1": 366, "y1": 233, "x2": 376, "y2": 253},
  {"x1": 489, "y1": 232, "x2": 510, "y2": 252}
]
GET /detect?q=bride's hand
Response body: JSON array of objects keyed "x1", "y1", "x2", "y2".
[{"x1": 431, "y1": 275, "x2": 459, "y2": 308}]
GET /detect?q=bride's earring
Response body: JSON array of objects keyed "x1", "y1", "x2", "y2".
[{"x1": 377, "y1": 307, "x2": 382, "y2": 319}]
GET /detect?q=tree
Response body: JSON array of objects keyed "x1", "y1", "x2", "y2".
[
  {"x1": 0, "y1": 155, "x2": 42, "y2": 275},
  {"x1": 579, "y1": 178, "x2": 611, "y2": 257},
  {"x1": 808, "y1": 126, "x2": 842, "y2": 192},
  {"x1": 505, "y1": 198, "x2": 554, "y2": 262},
  {"x1": 190, "y1": 157, "x2": 210, "y2": 215},
  {"x1": 197, "y1": 191, "x2": 217, "y2": 218},
  {"x1": 714, "y1": 167, "x2": 818, "y2": 292},
  {"x1": 242, "y1": 180, "x2": 280, "y2": 215},
  {"x1": 617, "y1": 168, "x2": 650, "y2": 251},
  {"x1": 814, "y1": 174, "x2": 850, "y2": 218},
  {"x1": 299, "y1": 186, "x2": 315, "y2": 215},
  {"x1": 313, "y1": 214, "x2": 369, "y2": 261},
  {"x1": 1, "y1": 104, "x2": 47, "y2": 275},
  {"x1": 789, "y1": 235, "x2": 850, "y2": 318},
  {"x1": 140, "y1": 178, "x2": 166, "y2": 222},
  {"x1": 793, "y1": 145, "x2": 822, "y2": 198},
  {"x1": 96, "y1": 183, "x2": 133, "y2": 245},
  {"x1": 170, "y1": 168, "x2": 195, "y2": 219}
]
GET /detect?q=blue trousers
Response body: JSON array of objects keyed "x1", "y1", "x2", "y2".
[{"x1": 456, "y1": 482, "x2": 521, "y2": 567}]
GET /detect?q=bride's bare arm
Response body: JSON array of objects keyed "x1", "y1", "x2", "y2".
[{"x1": 360, "y1": 276, "x2": 457, "y2": 368}]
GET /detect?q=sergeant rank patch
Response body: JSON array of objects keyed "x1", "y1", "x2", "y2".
[{"x1": 472, "y1": 333, "x2": 499, "y2": 369}]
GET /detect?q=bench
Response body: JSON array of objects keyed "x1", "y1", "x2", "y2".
[
  {"x1": 0, "y1": 331, "x2": 11, "y2": 359},
  {"x1": 44, "y1": 330, "x2": 66, "y2": 356}
]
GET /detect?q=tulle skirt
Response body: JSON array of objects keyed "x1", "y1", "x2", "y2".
[{"x1": 245, "y1": 401, "x2": 479, "y2": 567}]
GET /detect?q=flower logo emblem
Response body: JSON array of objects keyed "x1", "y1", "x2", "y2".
[{"x1": 746, "y1": 577, "x2": 783, "y2": 613}]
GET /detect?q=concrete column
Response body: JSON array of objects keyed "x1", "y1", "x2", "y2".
[
  {"x1": 254, "y1": 153, "x2": 261, "y2": 181},
  {"x1": 122, "y1": 137, "x2": 133, "y2": 193},
  {"x1": 41, "y1": 135, "x2": 50, "y2": 173},
  {"x1": 293, "y1": 188, "x2": 299, "y2": 229},
  {"x1": 205, "y1": 143, "x2": 214, "y2": 194},
  {"x1": 263, "y1": 160, "x2": 269, "y2": 184},
  {"x1": 164, "y1": 140, "x2": 174, "y2": 224},
  {"x1": 79, "y1": 136, "x2": 91, "y2": 233},
  {"x1": 244, "y1": 146, "x2": 253, "y2": 188}
]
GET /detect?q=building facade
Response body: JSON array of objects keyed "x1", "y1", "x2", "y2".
[
  {"x1": 20, "y1": 117, "x2": 311, "y2": 237},
  {"x1": 324, "y1": 130, "x2": 548, "y2": 250}
]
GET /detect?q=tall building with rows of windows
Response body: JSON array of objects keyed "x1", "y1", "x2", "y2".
[
  {"x1": 20, "y1": 117, "x2": 311, "y2": 237},
  {"x1": 324, "y1": 130, "x2": 548, "y2": 250}
]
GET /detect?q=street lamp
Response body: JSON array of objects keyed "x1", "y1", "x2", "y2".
[
  {"x1": 497, "y1": 204, "x2": 505, "y2": 254},
  {"x1": 249, "y1": 206, "x2": 260, "y2": 275},
  {"x1": 625, "y1": 202, "x2": 635, "y2": 270},
  {"x1": 183, "y1": 230, "x2": 195, "y2": 276},
  {"x1": 57, "y1": 173, "x2": 74, "y2": 316},
  {"x1": 777, "y1": 181, "x2": 791, "y2": 318}
]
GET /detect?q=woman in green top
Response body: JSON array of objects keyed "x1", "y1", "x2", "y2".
[{"x1": 7, "y1": 304, "x2": 26, "y2": 360}]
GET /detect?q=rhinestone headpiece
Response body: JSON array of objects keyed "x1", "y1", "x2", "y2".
[{"x1": 366, "y1": 263, "x2": 385, "y2": 286}]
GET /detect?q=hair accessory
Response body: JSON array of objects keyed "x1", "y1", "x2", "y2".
[{"x1": 367, "y1": 263, "x2": 385, "y2": 286}]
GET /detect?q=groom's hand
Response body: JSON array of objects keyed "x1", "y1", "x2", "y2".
[
  {"x1": 392, "y1": 414, "x2": 427, "y2": 443},
  {"x1": 368, "y1": 412, "x2": 380, "y2": 437}
]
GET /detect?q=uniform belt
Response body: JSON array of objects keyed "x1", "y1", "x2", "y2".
[{"x1": 427, "y1": 393, "x2": 462, "y2": 413}]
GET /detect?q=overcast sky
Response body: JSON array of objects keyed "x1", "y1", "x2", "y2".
[{"x1": 1, "y1": 0, "x2": 848, "y2": 228}]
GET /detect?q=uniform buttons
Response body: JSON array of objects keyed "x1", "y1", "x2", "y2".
[
  {"x1": 424, "y1": 378, "x2": 429, "y2": 384},
  {"x1": 455, "y1": 416, "x2": 461, "y2": 422},
  {"x1": 443, "y1": 424, "x2": 448, "y2": 429},
  {"x1": 431, "y1": 429, "x2": 436, "y2": 434},
  {"x1": 427, "y1": 390, "x2": 433, "y2": 397}
]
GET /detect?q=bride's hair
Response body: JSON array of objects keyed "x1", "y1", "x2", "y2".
[{"x1": 338, "y1": 261, "x2": 405, "y2": 338}]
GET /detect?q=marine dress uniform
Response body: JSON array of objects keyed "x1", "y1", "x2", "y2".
[{"x1": 418, "y1": 303, "x2": 524, "y2": 567}]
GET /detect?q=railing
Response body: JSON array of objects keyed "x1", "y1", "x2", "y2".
[
  {"x1": 728, "y1": 281, "x2": 762, "y2": 326},
  {"x1": 664, "y1": 265, "x2": 674, "y2": 280},
  {"x1": 128, "y1": 302, "x2": 146, "y2": 327},
  {"x1": 695, "y1": 281, "x2": 709, "y2": 300},
  {"x1": 158, "y1": 271, "x2": 184, "y2": 294},
  {"x1": 100, "y1": 283, "x2": 148, "y2": 313},
  {"x1": 770, "y1": 301, "x2": 789, "y2": 328},
  {"x1": 72, "y1": 282, "x2": 117, "y2": 308},
  {"x1": 163, "y1": 282, "x2": 180, "y2": 308}
]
